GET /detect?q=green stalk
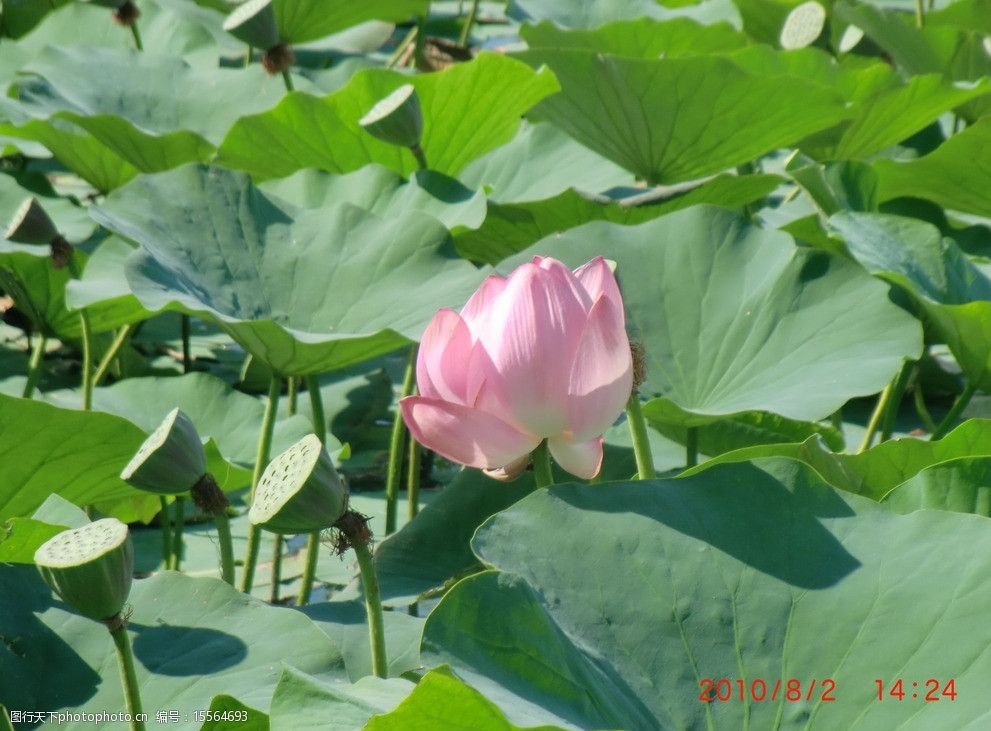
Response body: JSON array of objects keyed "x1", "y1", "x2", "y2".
[
  {"x1": 129, "y1": 21, "x2": 143, "y2": 51},
  {"x1": 858, "y1": 382, "x2": 893, "y2": 453},
  {"x1": 880, "y1": 362, "x2": 914, "y2": 442},
  {"x1": 296, "y1": 374, "x2": 327, "y2": 606},
  {"x1": 531, "y1": 440, "x2": 553, "y2": 488},
  {"x1": 244, "y1": 45, "x2": 252, "y2": 67},
  {"x1": 931, "y1": 381, "x2": 977, "y2": 440},
  {"x1": 625, "y1": 393, "x2": 656, "y2": 479},
  {"x1": 685, "y1": 426, "x2": 699, "y2": 468},
  {"x1": 913, "y1": 384, "x2": 938, "y2": 433},
  {"x1": 214, "y1": 510, "x2": 235, "y2": 586},
  {"x1": 407, "y1": 433, "x2": 421, "y2": 520},
  {"x1": 93, "y1": 323, "x2": 134, "y2": 387},
  {"x1": 352, "y1": 539, "x2": 388, "y2": 678},
  {"x1": 385, "y1": 346, "x2": 417, "y2": 535},
  {"x1": 180, "y1": 315, "x2": 191, "y2": 373},
  {"x1": 458, "y1": 0, "x2": 480, "y2": 47},
  {"x1": 66, "y1": 258, "x2": 93, "y2": 411},
  {"x1": 386, "y1": 25, "x2": 418, "y2": 69},
  {"x1": 22, "y1": 333, "x2": 47, "y2": 398},
  {"x1": 412, "y1": 14, "x2": 427, "y2": 69},
  {"x1": 914, "y1": 0, "x2": 925, "y2": 27},
  {"x1": 410, "y1": 143, "x2": 428, "y2": 171},
  {"x1": 281, "y1": 70, "x2": 294, "y2": 92},
  {"x1": 270, "y1": 537, "x2": 282, "y2": 603},
  {"x1": 170, "y1": 496, "x2": 185, "y2": 571},
  {"x1": 287, "y1": 377, "x2": 298, "y2": 416},
  {"x1": 159, "y1": 496, "x2": 172, "y2": 570},
  {"x1": 241, "y1": 374, "x2": 283, "y2": 593},
  {"x1": 108, "y1": 620, "x2": 146, "y2": 731}
]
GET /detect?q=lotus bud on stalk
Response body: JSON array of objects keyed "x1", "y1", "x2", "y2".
[
  {"x1": 401, "y1": 256, "x2": 634, "y2": 484},
  {"x1": 222, "y1": 0, "x2": 294, "y2": 75},
  {"x1": 120, "y1": 408, "x2": 236, "y2": 584},
  {"x1": 359, "y1": 85, "x2": 428, "y2": 170},
  {"x1": 35, "y1": 519, "x2": 146, "y2": 731}
]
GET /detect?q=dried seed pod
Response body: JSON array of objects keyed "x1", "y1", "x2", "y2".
[
  {"x1": 249, "y1": 434, "x2": 348, "y2": 534},
  {"x1": 35, "y1": 518, "x2": 133, "y2": 621},
  {"x1": 120, "y1": 408, "x2": 206, "y2": 494},
  {"x1": 359, "y1": 85, "x2": 423, "y2": 150}
]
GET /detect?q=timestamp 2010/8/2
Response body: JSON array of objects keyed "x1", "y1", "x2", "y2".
[{"x1": 875, "y1": 679, "x2": 957, "y2": 702}]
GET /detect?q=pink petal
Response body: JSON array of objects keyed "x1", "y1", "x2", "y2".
[
  {"x1": 568, "y1": 295, "x2": 634, "y2": 440},
  {"x1": 460, "y1": 275, "x2": 506, "y2": 333},
  {"x1": 548, "y1": 435, "x2": 604, "y2": 479},
  {"x1": 573, "y1": 257, "x2": 624, "y2": 323},
  {"x1": 483, "y1": 454, "x2": 530, "y2": 482},
  {"x1": 533, "y1": 256, "x2": 593, "y2": 312},
  {"x1": 401, "y1": 396, "x2": 539, "y2": 470},
  {"x1": 477, "y1": 262, "x2": 589, "y2": 436},
  {"x1": 416, "y1": 309, "x2": 474, "y2": 404}
]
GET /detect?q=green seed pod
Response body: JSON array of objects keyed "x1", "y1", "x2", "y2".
[
  {"x1": 249, "y1": 434, "x2": 348, "y2": 534},
  {"x1": 120, "y1": 408, "x2": 206, "y2": 495},
  {"x1": 359, "y1": 84, "x2": 423, "y2": 149},
  {"x1": 223, "y1": 0, "x2": 280, "y2": 51},
  {"x1": 35, "y1": 518, "x2": 133, "y2": 621},
  {"x1": 4, "y1": 198, "x2": 59, "y2": 246}
]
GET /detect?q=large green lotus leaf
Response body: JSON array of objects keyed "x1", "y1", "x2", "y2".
[
  {"x1": 365, "y1": 667, "x2": 568, "y2": 731},
  {"x1": 374, "y1": 469, "x2": 538, "y2": 607},
  {"x1": 508, "y1": 0, "x2": 741, "y2": 29},
  {"x1": 927, "y1": 0, "x2": 991, "y2": 34},
  {"x1": 0, "y1": 47, "x2": 284, "y2": 186},
  {"x1": 515, "y1": 49, "x2": 850, "y2": 184},
  {"x1": 884, "y1": 456, "x2": 991, "y2": 516},
  {"x1": 199, "y1": 696, "x2": 268, "y2": 730},
  {"x1": 272, "y1": 0, "x2": 428, "y2": 44},
  {"x1": 43, "y1": 372, "x2": 317, "y2": 471},
  {"x1": 689, "y1": 419, "x2": 991, "y2": 501},
  {"x1": 90, "y1": 165, "x2": 487, "y2": 376},
  {"x1": 0, "y1": 394, "x2": 149, "y2": 523},
  {"x1": 267, "y1": 665, "x2": 411, "y2": 730},
  {"x1": 503, "y1": 206, "x2": 922, "y2": 422},
  {"x1": 801, "y1": 73, "x2": 991, "y2": 161},
  {"x1": 0, "y1": 0, "x2": 71, "y2": 38},
  {"x1": 423, "y1": 459, "x2": 991, "y2": 730},
  {"x1": 454, "y1": 174, "x2": 782, "y2": 264},
  {"x1": 875, "y1": 119, "x2": 991, "y2": 218},
  {"x1": 0, "y1": 495, "x2": 88, "y2": 564},
  {"x1": 218, "y1": 53, "x2": 558, "y2": 180},
  {"x1": 458, "y1": 122, "x2": 633, "y2": 204},
  {"x1": 829, "y1": 211, "x2": 991, "y2": 389},
  {"x1": 259, "y1": 166, "x2": 487, "y2": 232},
  {"x1": 521, "y1": 17, "x2": 750, "y2": 56},
  {"x1": 64, "y1": 236, "x2": 155, "y2": 328},
  {"x1": 0, "y1": 568, "x2": 346, "y2": 724}
]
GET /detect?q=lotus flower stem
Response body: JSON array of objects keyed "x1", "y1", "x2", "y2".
[
  {"x1": 128, "y1": 21, "x2": 143, "y2": 51},
  {"x1": 159, "y1": 496, "x2": 172, "y2": 569},
  {"x1": 685, "y1": 427, "x2": 699, "y2": 468},
  {"x1": 22, "y1": 333, "x2": 47, "y2": 399},
  {"x1": 93, "y1": 323, "x2": 134, "y2": 387},
  {"x1": 180, "y1": 315, "x2": 191, "y2": 373},
  {"x1": 531, "y1": 440, "x2": 554, "y2": 488},
  {"x1": 386, "y1": 345, "x2": 418, "y2": 535},
  {"x1": 407, "y1": 432, "x2": 421, "y2": 520},
  {"x1": 931, "y1": 381, "x2": 977, "y2": 440},
  {"x1": 352, "y1": 537, "x2": 388, "y2": 677},
  {"x1": 214, "y1": 510, "x2": 236, "y2": 586},
  {"x1": 296, "y1": 374, "x2": 327, "y2": 606},
  {"x1": 880, "y1": 362, "x2": 914, "y2": 442},
  {"x1": 270, "y1": 537, "x2": 282, "y2": 603},
  {"x1": 170, "y1": 496, "x2": 185, "y2": 571},
  {"x1": 625, "y1": 393, "x2": 656, "y2": 479},
  {"x1": 281, "y1": 70, "x2": 294, "y2": 92},
  {"x1": 241, "y1": 374, "x2": 283, "y2": 592},
  {"x1": 913, "y1": 384, "x2": 937, "y2": 433},
  {"x1": 107, "y1": 618, "x2": 146, "y2": 731},
  {"x1": 458, "y1": 0, "x2": 480, "y2": 47}
]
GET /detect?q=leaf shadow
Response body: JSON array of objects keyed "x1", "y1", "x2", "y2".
[{"x1": 130, "y1": 621, "x2": 247, "y2": 677}]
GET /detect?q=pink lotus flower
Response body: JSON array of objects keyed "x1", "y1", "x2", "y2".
[{"x1": 401, "y1": 256, "x2": 633, "y2": 479}]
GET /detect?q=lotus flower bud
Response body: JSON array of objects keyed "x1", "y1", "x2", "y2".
[
  {"x1": 120, "y1": 408, "x2": 207, "y2": 494},
  {"x1": 359, "y1": 85, "x2": 423, "y2": 150},
  {"x1": 249, "y1": 434, "x2": 348, "y2": 534},
  {"x1": 35, "y1": 518, "x2": 133, "y2": 621},
  {"x1": 402, "y1": 256, "x2": 633, "y2": 480}
]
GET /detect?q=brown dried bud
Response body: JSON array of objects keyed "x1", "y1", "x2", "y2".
[
  {"x1": 332, "y1": 508, "x2": 371, "y2": 555},
  {"x1": 631, "y1": 340, "x2": 647, "y2": 391},
  {"x1": 112, "y1": 0, "x2": 141, "y2": 26},
  {"x1": 262, "y1": 43, "x2": 295, "y2": 74},
  {"x1": 190, "y1": 473, "x2": 229, "y2": 515},
  {"x1": 50, "y1": 237, "x2": 72, "y2": 269}
]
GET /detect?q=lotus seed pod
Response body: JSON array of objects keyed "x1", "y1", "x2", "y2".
[
  {"x1": 359, "y1": 85, "x2": 423, "y2": 149},
  {"x1": 120, "y1": 408, "x2": 207, "y2": 495},
  {"x1": 780, "y1": 1, "x2": 826, "y2": 50},
  {"x1": 249, "y1": 433, "x2": 348, "y2": 534},
  {"x1": 839, "y1": 25, "x2": 865, "y2": 53},
  {"x1": 4, "y1": 198, "x2": 59, "y2": 246},
  {"x1": 223, "y1": 0, "x2": 280, "y2": 50},
  {"x1": 35, "y1": 518, "x2": 133, "y2": 621}
]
